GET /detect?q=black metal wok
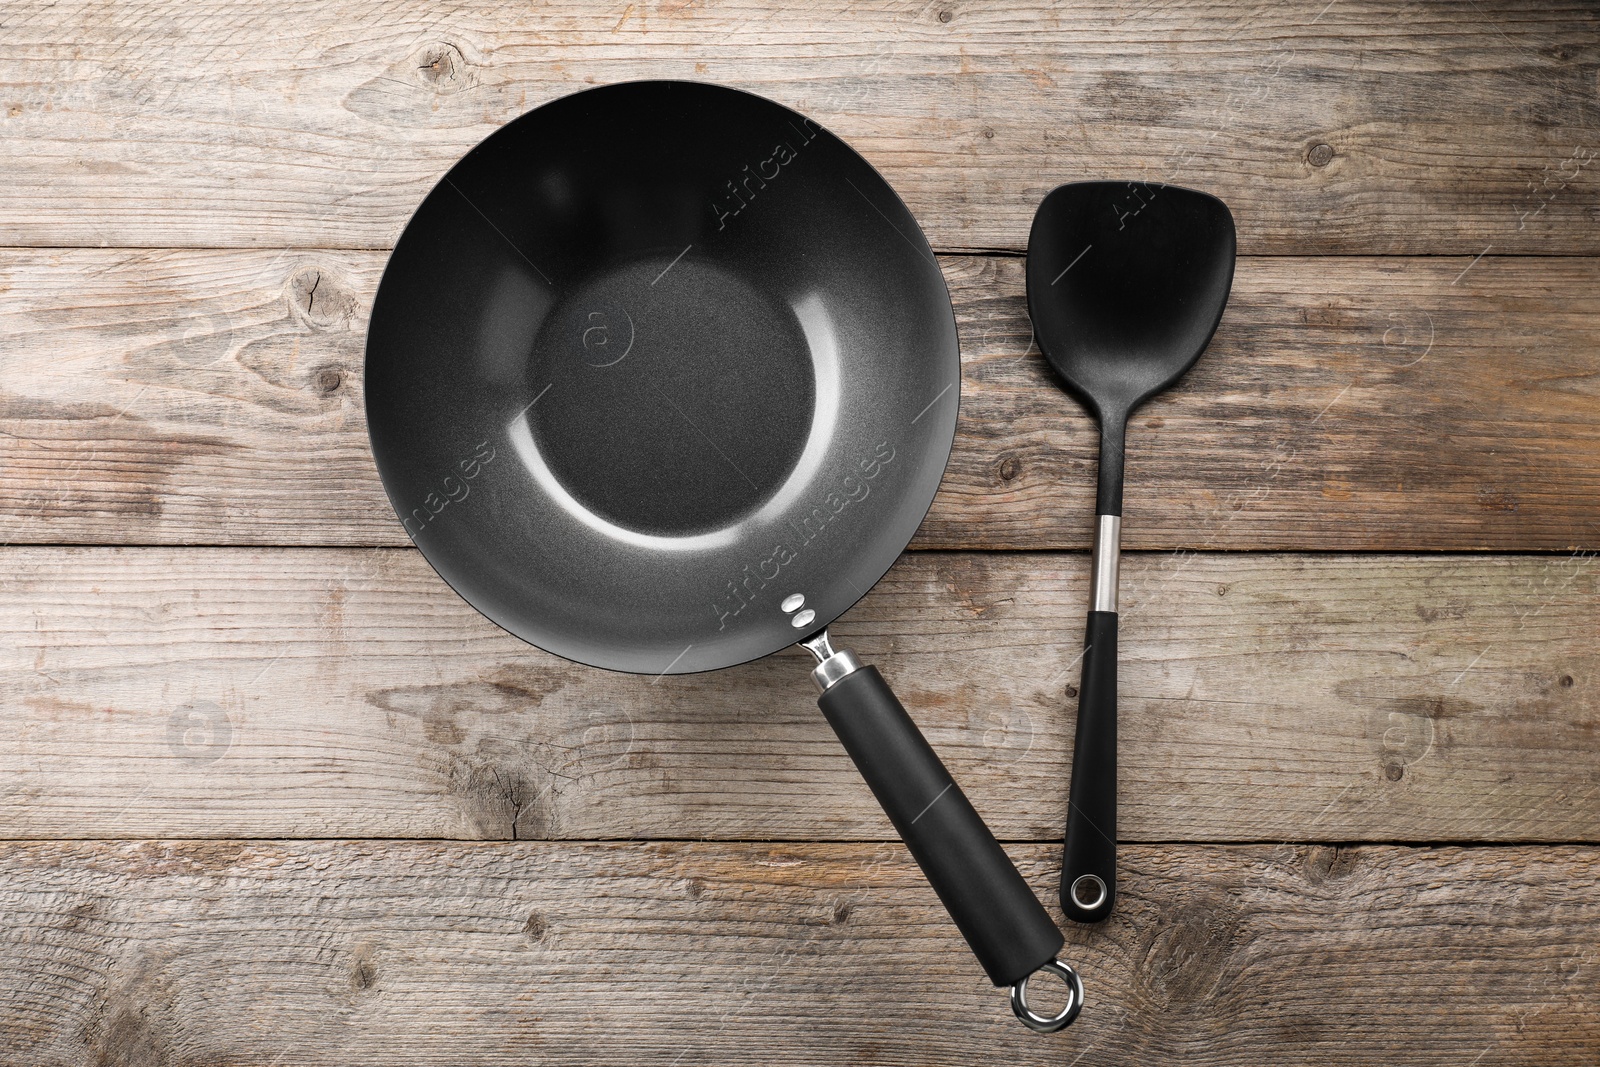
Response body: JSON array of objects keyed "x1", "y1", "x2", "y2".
[{"x1": 364, "y1": 80, "x2": 1079, "y2": 1030}]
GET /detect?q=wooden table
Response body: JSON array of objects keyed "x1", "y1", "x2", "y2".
[{"x1": 2, "y1": 2, "x2": 1597, "y2": 1063}]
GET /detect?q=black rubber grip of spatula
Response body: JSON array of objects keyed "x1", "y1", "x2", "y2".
[{"x1": 1061, "y1": 610, "x2": 1117, "y2": 922}]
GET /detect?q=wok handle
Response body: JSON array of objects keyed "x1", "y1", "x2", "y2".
[
  {"x1": 804, "y1": 638, "x2": 1080, "y2": 1030},
  {"x1": 1060, "y1": 610, "x2": 1118, "y2": 923}
]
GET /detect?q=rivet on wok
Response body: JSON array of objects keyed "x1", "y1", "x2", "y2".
[
  {"x1": 781, "y1": 593, "x2": 806, "y2": 613},
  {"x1": 791, "y1": 609, "x2": 816, "y2": 628}
]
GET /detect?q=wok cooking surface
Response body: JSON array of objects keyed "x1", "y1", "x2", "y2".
[
  {"x1": 365, "y1": 81, "x2": 960, "y2": 675},
  {"x1": 527, "y1": 254, "x2": 816, "y2": 538}
]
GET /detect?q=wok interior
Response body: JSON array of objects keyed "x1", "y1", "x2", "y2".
[
  {"x1": 365, "y1": 82, "x2": 960, "y2": 674},
  {"x1": 527, "y1": 254, "x2": 817, "y2": 538}
]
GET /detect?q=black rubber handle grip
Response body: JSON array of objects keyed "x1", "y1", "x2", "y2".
[
  {"x1": 1061, "y1": 610, "x2": 1117, "y2": 922},
  {"x1": 818, "y1": 666, "x2": 1065, "y2": 987}
]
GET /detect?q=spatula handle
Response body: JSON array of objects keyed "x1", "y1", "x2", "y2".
[
  {"x1": 1061, "y1": 609, "x2": 1117, "y2": 921},
  {"x1": 1062, "y1": 507, "x2": 1121, "y2": 923}
]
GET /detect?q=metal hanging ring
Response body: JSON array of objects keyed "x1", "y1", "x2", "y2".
[{"x1": 1010, "y1": 958, "x2": 1085, "y2": 1033}]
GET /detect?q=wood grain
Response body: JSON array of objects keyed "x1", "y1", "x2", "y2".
[
  {"x1": 2, "y1": 4, "x2": 1595, "y2": 1058},
  {"x1": 2, "y1": 546, "x2": 1594, "y2": 842},
  {"x1": 3, "y1": 250, "x2": 1597, "y2": 551},
  {"x1": 0, "y1": 838, "x2": 1595, "y2": 1065},
  {"x1": 0, "y1": 1, "x2": 1596, "y2": 253}
]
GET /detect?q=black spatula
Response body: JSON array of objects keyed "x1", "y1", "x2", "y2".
[{"x1": 1026, "y1": 181, "x2": 1236, "y2": 923}]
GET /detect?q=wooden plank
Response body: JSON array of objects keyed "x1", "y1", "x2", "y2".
[
  {"x1": 2, "y1": 250, "x2": 1597, "y2": 551},
  {"x1": 2, "y1": 546, "x2": 1595, "y2": 842},
  {"x1": 0, "y1": 1, "x2": 1595, "y2": 254},
  {"x1": 932, "y1": 253, "x2": 1600, "y2": 551},
  {"x1": 0, "y1": 838, "x2": 1595, "y2": 1065}
]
